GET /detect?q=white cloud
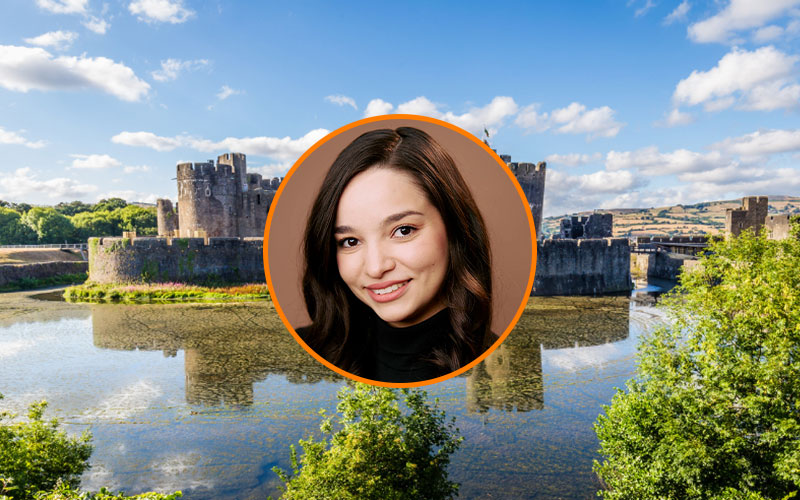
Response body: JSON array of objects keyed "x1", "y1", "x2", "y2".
[
  {"x1": 579, "y1": 169, "x2": 646, "y2": 193},
  {"x1": 83, "y1": 16, "x2": 110, "y2": 34},
  {"x1": 123, "y1": 165, "x2": 151, "y2": 174},
  {"x1": 111, "y1": 131, "x2": 182, "y2": 151},
  {"x1": 683, "y1": 167, "x2": 800, "y2": 201},
  {"x1": 395, "y1": 96, "x2": 441, "y2": 116},
  {"x1": 673, "y1": 46, "x2": 800, "y2": 111},
  {"x1": 325, "y1": 94, "x2": 357, "y2": 109},
  {"x1": 70, "y1": 153, "x2": 122, "y2": 169},
  {"x1": 606, "y1": 146, "x2": 730, "y2": 175},
  {"x1": 712, "y1": 128, "x2": 800, "y2": 157},
  {"x1": 363, "y1": 95, "x2": 518, "y2": 137},
  {"x1": 550, "y1": 102, "x2": 624, "y2": 138},
  {"x1": 363, "y1": 98, "x2": 394, "y2": 117},
  {"x1": 544, "y1": 152, "x2": 603, "y2": 167},
  {"x1": 129, "y1": 0, "x2": 194, "y2": 24},
  {"x1": 676, "y1": 164, "x2": 766, "y2": 184},
  {"x1": 656, "y1": 108, "x2": 695, "y2": 127},
  {"x1": 514, "y1": 104, "x2": 550, "y2": 132},
  {"x1": 543, "y1": 168, "x2": 648, "y2": 216},
  {"x1": 516, "y1": 102, "x2": 624, "y2": 138},
  {"x1": 112, "y1": 128, "x2": 330, "y2": 161},
  {"x1": 96, "y1": 190, "x2": 163, "y2": 204},
  {"x1": 0, "y1": 167, "x2": 97, "y2": 201},
  {"x1": 664, "y1": 0, "x2": 691, "y2": 25},
  {"x1": 0, "y1": 127, "x2": 46, "y2": 148},
  {"x1": 753, "y1": 24, "x2": 786, "y2": 42},
  {"x1": 0, "y1": 45, "x2": 150, "y2": 102},
  {"x1": 151, "y1": 58, "x2": 209, "y2": 82},
  {"x1": 24, "y1": 30, "x2": 78, "y2": 51},
  {"x1": 36, "y1": 0, "x2": 87, "y2": 14},
  {"x1": 741, "y1": 79, "x2": 800, "y2": 111},
  {"x1": 635, "y1": 0, "x2": 656, "y2": 18},
  {"x1": 249, "y1": 162, "x2": 292, "y2": 178},
  {"x1": 216, "y1": 85, "x2": 242, "y2": 100},
  {"x1": 688, "y1": 0, "x2": 800, "y2": 43}
]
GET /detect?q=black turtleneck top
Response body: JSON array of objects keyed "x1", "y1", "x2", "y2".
[
  {"x1": 296, "y1": 308, "x2": 453, "y2": 384},
  {"x1": 367, "y1": 308, "x2": 451, "y2": 383}
]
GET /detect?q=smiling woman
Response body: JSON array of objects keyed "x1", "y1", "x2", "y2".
[
  {"x1": 299, "y1": 127, "x2": 492, "y2": 383},
  {"x1": 265, "y1": 115, "x2": 536, "y2": 387}
]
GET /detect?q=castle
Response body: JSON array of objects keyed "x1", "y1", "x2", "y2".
[
  {"x1": 156, "y1": 153, "x2": 281, "y2": 238},
  {"x1": 499, "y1": 155, "x2": 546, "y2": 239}
]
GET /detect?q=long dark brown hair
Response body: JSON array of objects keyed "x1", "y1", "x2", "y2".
[{"x1": 302, "y1": 126, "x2": 492, "y2": 377}]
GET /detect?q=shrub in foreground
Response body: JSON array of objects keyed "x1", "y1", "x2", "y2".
[
  {"x1": 0, "y1": 396, "x2": 92, "y2": 500},
  {"x1": 594, "y1": 226, "x2": 800, "y2": 499},
  {"x1": 273, "y1": 383, "x2": 462, "y2": 500}
]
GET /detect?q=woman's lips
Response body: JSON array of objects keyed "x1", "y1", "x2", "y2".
[{"x1": 365, "y1": 279, "x2": 410, "y2": 303}]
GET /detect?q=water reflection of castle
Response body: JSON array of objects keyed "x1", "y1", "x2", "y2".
[
  {"x1": 90, "y1": 297, "x2": 630, "y2": 411},
  {"x1": 90, "y1": 304, "x2": 339, "y2": 406},
  {"x1": 466, "y1": 295, "x2": 630, "y2": 413}
]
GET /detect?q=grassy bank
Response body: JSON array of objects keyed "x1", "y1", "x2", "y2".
[
  {"x1": 63, "y1": 282, "x2": 270, "y2": 303},
  {"x1": 0, "y1": 272, "x2": 88, "y2": 292}
]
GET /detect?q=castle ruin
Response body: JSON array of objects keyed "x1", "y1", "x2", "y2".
[
  {"x1": 157, "y1": 153, "x2": 280, "y2": 238},
  {"x1": 725, "y1": 196, "x2": 768, "y2": 237},
  {"x1": 558, "y1": 213, "x2": 613, "y2": 239},
  {"x1": 500, "y1": 155, "x2": 546, "y2": 239}
]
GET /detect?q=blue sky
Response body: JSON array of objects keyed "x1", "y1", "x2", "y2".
[{"x1": 2, "y1": 0, "x2": 800, "y2": 216}]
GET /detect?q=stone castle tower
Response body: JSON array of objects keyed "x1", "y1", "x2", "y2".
[
  {"x1": 500, "y1": 155, "x2": 546, "y2": 239},
  {"x1": 725, "y1": 196, "x2": 768, "y2": 237},
  {"x1": 157, "y1": 153, "x2": 280, "y2": 238}
]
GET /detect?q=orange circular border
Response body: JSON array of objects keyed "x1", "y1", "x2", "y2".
[{"x1": 263, "y1": 114, "x2": 537, "y2": 388}]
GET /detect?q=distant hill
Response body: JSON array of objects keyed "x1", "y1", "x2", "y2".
[{"x1": 542, "y1": 196, "x2": 800, "y2": 238}]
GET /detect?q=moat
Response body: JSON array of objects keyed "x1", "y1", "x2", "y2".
[{"x1": 0, "y1": 284, "x2": 669, "y2": 499}]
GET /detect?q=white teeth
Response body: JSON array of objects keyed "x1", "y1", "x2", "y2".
[{"x1": 372, "y1": 281, "x2": 408, "y2": 295}]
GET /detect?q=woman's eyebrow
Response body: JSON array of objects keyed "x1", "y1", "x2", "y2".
[
  {"x1": 383, "y1": 210, "x2": 423, "y2": 225},
  {"x1": 334, "y1": 210, "x2": 424, "y2": 234}
]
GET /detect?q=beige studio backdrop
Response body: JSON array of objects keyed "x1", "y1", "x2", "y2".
[{"x1": 265, "y1": 115, "x2": 536, "y2": 335}]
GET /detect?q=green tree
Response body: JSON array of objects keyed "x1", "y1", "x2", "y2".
[
  {"x1": 0, "y1": 395, "x2": 92, "y2": 500},
  {"x1": 70, "y1": 211, "x2": 117, "y2": 240},
  {"x1": 594, "y1": 225, "x2": 800, "y2": 499},
  {"x1": 21, "y1": 208, "x2": 75, "y2": 244},
  {"x1": 0, "y1": 208, "x2": 37, "y2": 244},
  {"x1": 113, "y1": 206, "x2": 157, "y2": 235},
  {"x1": 274, "y1": 383, "x2": 462, "y2": 500},
  {"x1": 92, "y1": 198, "x2": 126, "y2": 213},
  {"x1": 54, "y1": 201, "x2": 93, "y2": 217}
]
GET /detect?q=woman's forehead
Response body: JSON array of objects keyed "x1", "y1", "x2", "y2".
[{"x1": 335, "y1": 167, "x2": 436, "y2": 228}]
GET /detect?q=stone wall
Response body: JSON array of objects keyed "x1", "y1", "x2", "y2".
[
  {"x1": 532, "y1": 238, "x2": 631, "y2": 295},
  {"x1": 766, "y1": 214, "x2": 792, "y2": 240},
  {"x1": 88, "y1": 237, "x2": 264, "y2": 284},
  {"x1": 0, "y1": 261, "x2": 88, "y2": 286},
  {"x1": 631, "y1": 251, "x2": 700, "y2": 280}
]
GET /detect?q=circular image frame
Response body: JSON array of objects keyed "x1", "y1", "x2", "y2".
[{"x1": 263, "y1": 114, "x2": 537, "y2": 388}]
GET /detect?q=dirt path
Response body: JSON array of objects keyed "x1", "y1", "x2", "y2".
[{"x1": 0, "y1": 249, "x2": 85, "y2": 264}]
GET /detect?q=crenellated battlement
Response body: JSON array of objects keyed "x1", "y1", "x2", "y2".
[{"x1": 161, "y1": 152, "x2": 282, "y2": 238}]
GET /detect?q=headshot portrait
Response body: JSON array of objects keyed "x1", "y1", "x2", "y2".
[{"x1": 264, "y1": 115, "x2": 535, "y2": 387}]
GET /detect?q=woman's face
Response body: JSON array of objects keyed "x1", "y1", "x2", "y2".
[{"x1": 334, "y1": 167, "x2": 449, "y2": 328}]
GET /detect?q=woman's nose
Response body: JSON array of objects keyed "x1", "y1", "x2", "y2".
[{"x1": 364, "y1": 242, "x2": 395, "y2": 278}]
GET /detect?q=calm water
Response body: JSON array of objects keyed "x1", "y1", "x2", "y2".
[{"x1": 0, "y1": 285, "x2": 668, "y2": 499}]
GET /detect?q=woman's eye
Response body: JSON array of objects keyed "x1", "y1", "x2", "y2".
[
  {"x1": 338, "y1": 237, "x2": 359, "y2": 248},
  {"x1": 393, "y1": 225, "x2": 416, "y2": 238}
]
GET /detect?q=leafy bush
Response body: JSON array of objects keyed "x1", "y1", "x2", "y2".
[
  {"x1": 31, "y1": 482, "x2": 181, "y2": 499},
  {"x1": 594, "y1": 226, "x2": 800, "y2": 499},
  {"x1": 0, "y1": 396, "x2": 92, "y2": 500},
  {"x1": 273, "y1": 383, "x2": 462, "y2": 500}
]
